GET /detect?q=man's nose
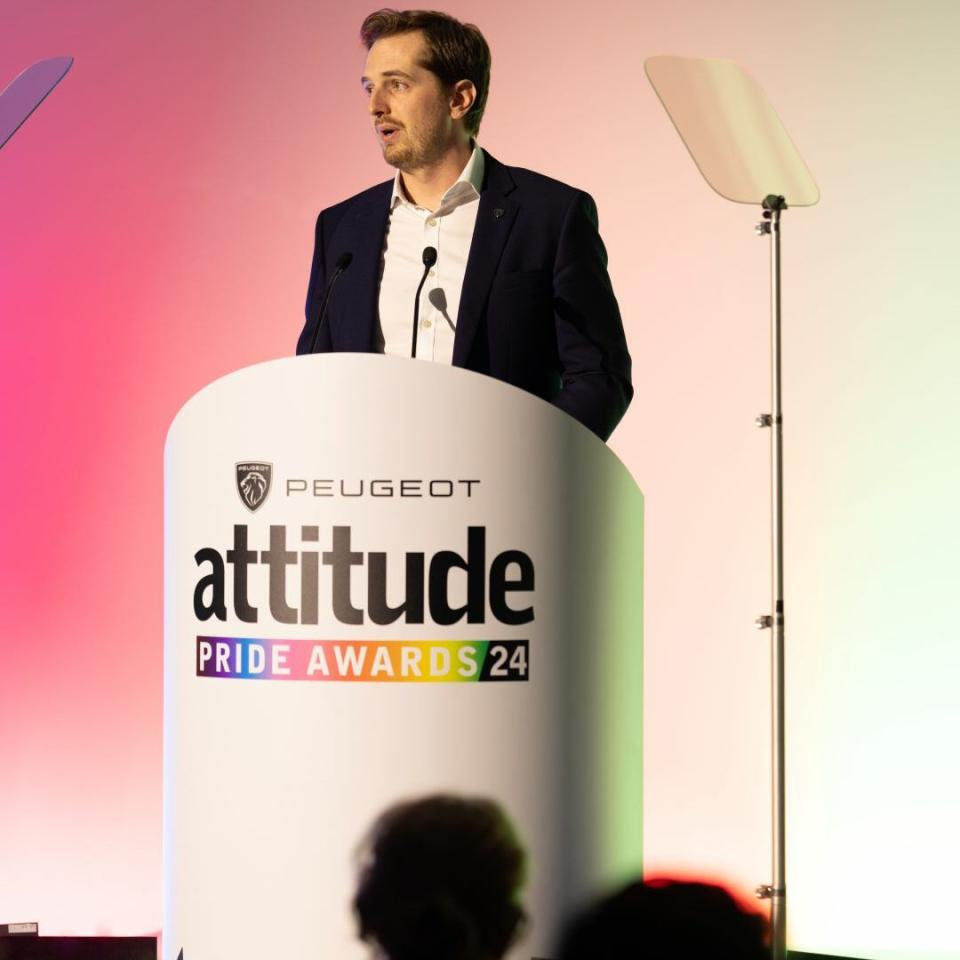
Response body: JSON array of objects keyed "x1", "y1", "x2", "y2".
[{"x1": 368, "y1": 87, "x2": 387, "y2": 116}]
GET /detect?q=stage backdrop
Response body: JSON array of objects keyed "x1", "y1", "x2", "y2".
[{"x1": 1, "y1": 2, "x2": 958, "y2": 959}]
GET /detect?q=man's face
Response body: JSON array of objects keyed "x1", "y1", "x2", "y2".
[{"x1": 362, "y1": 31, "x2": 456, "y2": 171}]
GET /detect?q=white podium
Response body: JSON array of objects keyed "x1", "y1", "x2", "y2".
[{"x1": 163, "y1": 355, "x2": 643, "y2": 960}]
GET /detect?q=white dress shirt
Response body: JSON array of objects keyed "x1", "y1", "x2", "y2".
[{"x1": 376, "y1": 146, "x2": 485, "y2": 362}]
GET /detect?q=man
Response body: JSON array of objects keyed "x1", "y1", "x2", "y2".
[{"x1": 297, "y1": 9, "x2": 632, "y2": 441}]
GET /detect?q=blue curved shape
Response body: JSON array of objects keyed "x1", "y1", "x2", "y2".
[{"x1": 0, "y1": 55, "x2": 73, "y2": 151}]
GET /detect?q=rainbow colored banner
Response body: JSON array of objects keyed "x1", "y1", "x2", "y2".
[{"x1": 196, "y1": 635, "x2": 529, "y2": 683}]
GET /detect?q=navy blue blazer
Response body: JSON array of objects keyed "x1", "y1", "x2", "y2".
[{"x1": 297, "y1": 151, "x2": 632, "y2": 440}]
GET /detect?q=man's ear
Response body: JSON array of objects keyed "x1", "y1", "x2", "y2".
[{"x1": 449, "y1": 79, "x2": 477, "y2": 120}]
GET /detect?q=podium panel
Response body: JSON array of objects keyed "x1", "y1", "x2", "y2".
[{"x1": 164, "y1": 355, "x2": 643, "y2": 960}]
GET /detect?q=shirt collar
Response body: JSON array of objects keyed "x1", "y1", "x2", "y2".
[{"x1": 390, "y1": 144, "x2": 485, "y2": 213}]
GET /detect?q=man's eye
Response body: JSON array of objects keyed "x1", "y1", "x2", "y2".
[{"x1": 391, "y1": 79, "x2": 406, "y2": 89}]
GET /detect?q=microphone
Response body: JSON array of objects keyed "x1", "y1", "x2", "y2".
[
  {"x1": 308, "y1": 251, "x2": 353, "y2": 354},
  {"x1": 411, "y1": 246, "x2": 438, "y2": 358}
]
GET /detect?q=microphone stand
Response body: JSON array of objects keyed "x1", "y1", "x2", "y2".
[
  {"x1": 308, "y1": 252, "x2": 352, "y2": 354},
  {"x1": 411, "y1": 246, "x2": 438, "y2": 358}
]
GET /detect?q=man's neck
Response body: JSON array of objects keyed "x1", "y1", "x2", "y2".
[{"x1": 399, "y1": 139, "x2": 474, "y2": 211}]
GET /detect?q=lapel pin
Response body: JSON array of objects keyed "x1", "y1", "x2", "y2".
[{"x1": 494, "y1": 207, "x2": 504, "y2": 219}]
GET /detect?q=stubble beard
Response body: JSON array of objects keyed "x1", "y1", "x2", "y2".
[{"x1": 381, "y1": 114, "x2": 449, "y2": 173}]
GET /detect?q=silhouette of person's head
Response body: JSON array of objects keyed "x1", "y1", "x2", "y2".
[
  {"x1": 557, "y1": 878, "x2": 769, "y2": 960},
  {"x1": 354, "y1": 794, "x2": 527, "y2": 960}
]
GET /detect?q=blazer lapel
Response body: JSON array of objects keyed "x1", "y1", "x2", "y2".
[
  {"x1": 331, "y1": 182, "x2": 391, "y2": 352},
  {"x1": 453, "y1": 153, "x2": 519, "y2": 367}
]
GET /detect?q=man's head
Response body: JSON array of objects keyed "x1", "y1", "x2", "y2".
[
  {"x1": 360, "y1": 9, "x2": 491, "y2": 171},
  {"x1": 557, "y1": 878, "x2": 770, "y2": 960},
  {"x1": 354, "y1": 794, "x2": 526, "y2": 960}
]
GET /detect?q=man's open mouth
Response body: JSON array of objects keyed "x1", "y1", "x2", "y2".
[{"x1": 378, "y1": 125, "x2": 401, "y2": 143}]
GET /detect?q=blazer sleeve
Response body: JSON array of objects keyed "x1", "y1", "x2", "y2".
[
  {"x1": 551, "y1": 191, "x2": 633, "y2": 440},
  {"x1": 297, "y1": 210, "x2": 332, "y2": 355}
]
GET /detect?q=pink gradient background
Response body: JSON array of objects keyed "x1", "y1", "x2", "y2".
[{"x1": 3, "y1": 2, "x2": 959, "y2": 957}]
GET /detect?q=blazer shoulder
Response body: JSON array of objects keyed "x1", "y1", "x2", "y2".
[
  {"x1": 484, "y1": 152, "x2": 586, "y2": 206},
  {"x1": 507, "y1": 165, "x2": 583, "y2": 199},
  {"x1": 316, "y1": 179, "x2": 393, "y2": 229},
  {"x1": 494, "y1": 161, "x2": 599, "y2": 232}
]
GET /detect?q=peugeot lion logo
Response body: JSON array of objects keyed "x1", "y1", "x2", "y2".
[{"x1": 236, "y1": 461, "x2": 272, "y2": 512}]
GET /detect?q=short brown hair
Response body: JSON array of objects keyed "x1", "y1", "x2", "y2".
[{"x1": 360, "y1": 9, "x2": 491, "y2": 136}]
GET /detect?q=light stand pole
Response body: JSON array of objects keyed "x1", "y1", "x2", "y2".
[{"x1": 754, "y1": 194, "x2": 788, "y2": 960}]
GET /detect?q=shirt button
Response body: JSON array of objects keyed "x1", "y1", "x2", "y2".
[
  {"x1": 422, "y1": 319, "x2": 432, "y2": 328},
  {"x1": 428, "y1": 269, "x2": 436, "y2": 277},
  {"x1": 427, "y1": 217, "x2": 437, "y2": 227}
]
